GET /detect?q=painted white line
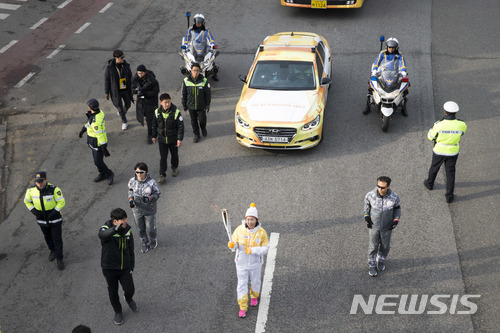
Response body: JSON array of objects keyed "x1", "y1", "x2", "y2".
[
  {"x1": 0, "y1": 4, "x2": 21, "y2": 10},
  {"x1": 46, "y1": 45, "x2": 65, "y2": 59},
  {"x1": 99, "y1": 2, "x2": 113, "y2": 13},
  {"x1": 75, "y1": 22, "x2": 90, "y2": 34},
  {"x1": 15, "y1": 72, "x2": 36, "y2": 88},
  {"x1": 255, "y1": 232, "x2": 279, "y2": 333},
  {"x1": 0, "y1": 40, "x2": 18, "y2": 53},
  {"x1": 0, "y1": 13, "x2": 9, "y2": 20},
  {"x1": 57, "y1": 0, "x2": 72, "y2": 9},
  {"x1": 30, "y1": 17, "x2": 48, "y2": 30}
]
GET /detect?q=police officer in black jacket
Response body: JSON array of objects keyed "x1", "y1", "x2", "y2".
[
  {"x1": 131, "y1": 64, "x2": 160, "y2": 144},
  {"x1": 99, "y1": 208, "x2": 137, "y2": 325},
  {"x1": 181, "y1": 63, "x2": 211, "y2": 143},
  {"x1": 152, "y1": 93, "x2": 184, "y2": 184}
]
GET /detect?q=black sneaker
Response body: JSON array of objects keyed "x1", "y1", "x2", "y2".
[
  {"x1": 127, "y1": 300, "x2": 138, "y2": 312},
  {"x1": 49, "y1": 251, "x2": 56, "y2": 262},
  {"x1": 213, "y1": 74, "x2": 219, "y2": 81},
  {"x1": 193, "y1": 135, "x2": 200, "y2": 143},
  {"x1": 114, "y1": 312, "x2": 123, "y2": 325},
  {"x1": 107, "y1": 171, "x2": 114, "y2": 185},
  {"x1": 141, "y1": 241, "x2": 149, "y2": 253},
  {"x1": 369, "y1": 266, "x2": 377, "y2": 277},
  {"x1": 93, "y1": 173, "x2": 106, "y2": 182},
  {"x1": 362, "y1": 104, "x2": 371, "y2": 115},
  {"x1": 150, "y1": 239, "x2": 158, "y2": 249},
  {"x1": 57, "y1": 259, "x2": 65, "y2": 270},
  {"x1": 201, "y1": 128, "x2": 207, "y2": 137}
]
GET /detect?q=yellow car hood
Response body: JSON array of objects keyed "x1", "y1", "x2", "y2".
[{"x1": 243, "y1": 90, "x2": 313, "y2": 123}]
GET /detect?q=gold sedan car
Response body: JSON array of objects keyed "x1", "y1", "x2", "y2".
[{"x1": 235, "y1": 32, "x2": 332, "y2": 149}]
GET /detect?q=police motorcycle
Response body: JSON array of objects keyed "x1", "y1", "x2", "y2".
[
  {"x1": 179, "y1": 12, "x2": 220, "y2": 79},
  {"x1": 366, "y1": 36, "x2": 409, "y2": 132}
]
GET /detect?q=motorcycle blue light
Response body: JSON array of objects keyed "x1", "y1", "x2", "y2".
[
  {"x1": 181, "y1": 45, "x2": 187, "y2": 50},
  {"x1": 371, "y1": 76, "x2": 377, "y2": 81},
  {"x1": 380, "y1": 35, "x2": 385, "y2": 42}
]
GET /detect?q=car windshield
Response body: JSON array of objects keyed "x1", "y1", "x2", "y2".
[{"x1": 249, "y1": 61, "x2": 316, "y2": 90}]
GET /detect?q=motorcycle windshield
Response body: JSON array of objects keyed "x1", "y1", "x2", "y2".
[
  {"x1": 378, "y1": 58, "x2": 400, "y2": 91},
  {"x1": 248, "y1": 60, "x2": 316, "y2": 91}
]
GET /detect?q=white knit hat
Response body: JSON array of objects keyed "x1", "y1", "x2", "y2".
[{"x1": 245, "y1": 203, "x2": 258, "y2": 219}]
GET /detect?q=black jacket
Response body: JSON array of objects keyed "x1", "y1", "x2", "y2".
[
  {"x1": 99, "y1": 220, "x2": 135, "y2": 271},
  {"x1": 104, "y1": 59, "x2": 133, "y2": 107},
  {"x1": 131, "y1": 70, "x2": 160, "y2": 107},
  {"x1": 181, "y1": 74, "x2": 211, "y2": 111},
  {"x1": 152, "y1": 103, "x2": 184, "y2": 144}
]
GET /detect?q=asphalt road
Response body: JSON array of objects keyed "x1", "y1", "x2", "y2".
[{"x1": 0, "y1": 0, "x2": 498, "y2": 332}]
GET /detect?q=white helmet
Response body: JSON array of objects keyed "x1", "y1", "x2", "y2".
[
  {"x1": 443, "y1": 101, "x2": 459, "y2": 113},
  {"x1": 386, "y1": 37, "x2": 399, "y2": 51},
  {"x1": 193, "y1": 13, "x2": 205, "y2": 25}
]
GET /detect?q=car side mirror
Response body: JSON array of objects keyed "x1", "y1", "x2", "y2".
[
  {"x1": 239, "y1": 75, "x2": 247, "y2": 83},
  {"x1": 321, "y1": 77, "x2": 332, "y2": 86}
]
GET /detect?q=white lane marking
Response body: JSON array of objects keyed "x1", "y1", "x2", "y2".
[
  {"x1": 75, "y1": 22, "x2": 90, "y2": 34},
  {"x1": 30, "y1": 17, "x2": 48, "y2": 30},
  {"x1": 15, "y1": 72, "x2": 36, "y2": 88},
  {"x1": 0, "y1": 13, "x2": 9, "y2": 20},
  {"x1": 255, "y1": 232, "x2": 279, "y2": 333},
  {"x1": 0, "y1": 4, "x2": 21, "y2": 10},
  {"x1": 0, "y1": 40, "x2": 17, "y2": 53},
  {"x1": 47, "y1": 45, "x2": 65, "y2": 59},
  {"x1": 57, "y1": 0, "x2": 72, "y2": 9},
  {"x1": 99, "y1": 2, "x2": 113, "y2": 13}
]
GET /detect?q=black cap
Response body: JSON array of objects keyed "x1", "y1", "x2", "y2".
[
  {"x1": 34, "y1": 171, "x2": 47, "y2": 180},
  {"x1": 86, "y1": 99, "x2": 99, "y2": 110},
  {"x1": 137, "y1": 64, "x2": 147, "y2": 72}
]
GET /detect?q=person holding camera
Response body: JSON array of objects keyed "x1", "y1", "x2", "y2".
[
  {"x1": 128, "y1": 162, "x2": 161, "y2": 253},
  {"x1": 79, "y1": 99, "x2": 114, "y2": 185},
  {"x1": 131, "y1": 65, "x2": 160, "y2": 144}
]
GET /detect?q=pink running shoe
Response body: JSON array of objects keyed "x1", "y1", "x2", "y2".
[
  {"x1": 239, "y1": 310, "x2": 247, "y2": 318},
  {"x1": 250, "y1": 298, "x2": 258, "y2": 307}
]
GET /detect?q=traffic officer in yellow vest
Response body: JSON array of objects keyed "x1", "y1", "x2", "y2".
[
  {"x1": 181, "y1": 63, "x2": 211, "y2": 143},
  {"x1": 423, "y1": 101, "x2": 467, "y2": 203},
  {"x1": 24, "y1": 171, "x2": 66, "y2": 270},
  {"x1": 79, "y1": 99, "x2": 114, "y2": 185}
]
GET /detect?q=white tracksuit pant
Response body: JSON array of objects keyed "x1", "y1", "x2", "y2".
[{"x1": 237, "y1": 265, "x2": 262, "y2": 310}]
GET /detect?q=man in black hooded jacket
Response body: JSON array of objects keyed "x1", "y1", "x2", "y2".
[{"x1": 99, "y1": 208, "x2": 137, "y2": 325}]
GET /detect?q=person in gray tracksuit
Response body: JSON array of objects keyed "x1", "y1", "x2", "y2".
[
  {"x1": 363, "y1": 176, "x2": 401, "y2": 277},
  {"x1": 128, "y1": 162, "x2": 161, "y2": 253}
]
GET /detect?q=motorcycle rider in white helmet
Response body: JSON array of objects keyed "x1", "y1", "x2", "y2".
[
  {"x1": 363, "y1": 37, "x2": 408, "y2": 115},
  {"x1": 182, "y1": 13, "x2": 219, "y2": 81}
]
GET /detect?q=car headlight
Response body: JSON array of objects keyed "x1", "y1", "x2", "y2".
[
  {"x1": 302, "y1": 115, "x2": 320, "y2": 131},
  {"x1": 236, "y1": 113, "x2": 250, "y2": 129}
]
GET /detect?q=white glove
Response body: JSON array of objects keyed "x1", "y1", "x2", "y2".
[{"x1": 401, "y1": 71, "x2": 407, "y2": 77}]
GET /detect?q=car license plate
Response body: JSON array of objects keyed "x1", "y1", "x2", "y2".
[
  {"x1": 311, "y1": 0, "x2": 327, "y2": 9},
  {"x1": 261, "y1": 136, "x2": 289, "y2": 143}
]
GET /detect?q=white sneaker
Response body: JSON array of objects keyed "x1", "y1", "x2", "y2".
[{"x1": 122, "y1": 123, "x2": 128, "y2": 130}]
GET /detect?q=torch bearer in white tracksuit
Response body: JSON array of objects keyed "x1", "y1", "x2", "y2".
[{"x1": 227, "y1": 203, "x2": 269, "y2": 318}]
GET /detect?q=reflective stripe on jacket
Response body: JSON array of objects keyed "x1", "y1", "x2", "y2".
[
  {"x1": 232, "y1": 222, "x2": 269, "y2": 270},
  {"x1": 427, "y1": 116, "x2": 467, "y2": 156},
  {"x1": 24, "y1": 183, "x2": 65, "y2": 225}
]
